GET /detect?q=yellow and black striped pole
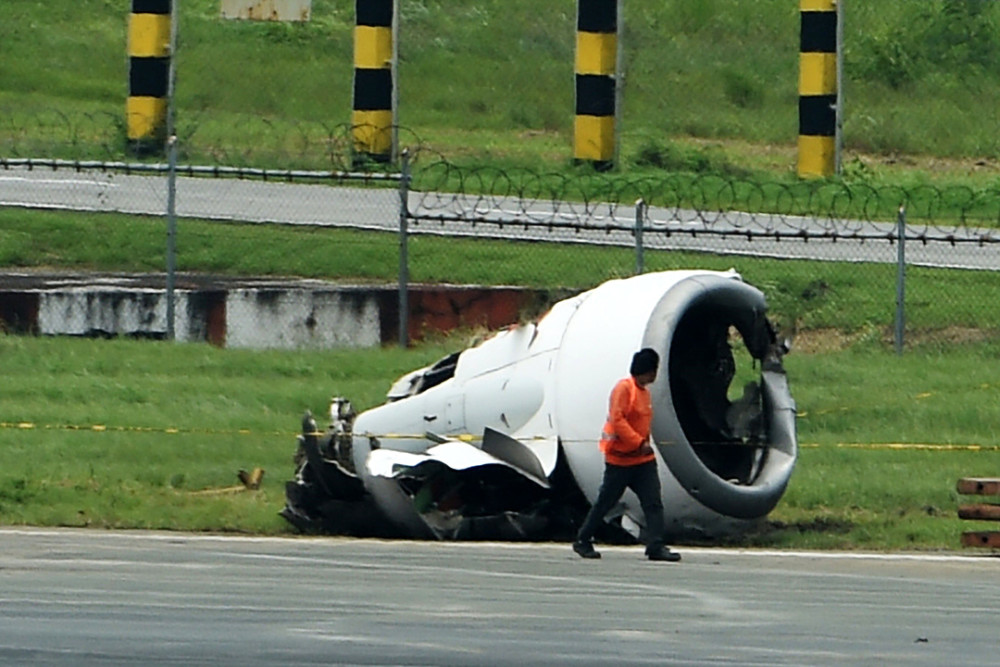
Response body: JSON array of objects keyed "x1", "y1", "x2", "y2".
[
  {"x1": 127, "y1": 0, "x2": 173, "y2": 152},
  {"x1": 797, "y1": 0, "x2": 840, "y2": 178},
  {"x1": 574, "y1": 0, "x2": 618, "y2": 169},
  {"x1": 353, "y1": 0, "x2": 396, "y2": 163}
]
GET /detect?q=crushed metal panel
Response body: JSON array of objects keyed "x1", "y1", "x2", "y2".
[
  {"x1": 220, "y1": 0, "x2": 312, "y2": 22},
  {"x1": 481, "y1": 427, "x2": 550, "y2": 487}
]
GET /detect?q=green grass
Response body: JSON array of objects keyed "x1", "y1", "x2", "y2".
[
  {"x1": 762, "y1": 446, "x2": 1000, "y2": 551},
  {"x1": 788, "y1": 344, "x2": 1000, "y2": 448},
  {"x1": 5, "y1": 1, "x2": 1000, "y2": 181},
  {"x1": 0, "y1": 336, "x2": 453, "y2": 532},
  {"x1": 7, "y1": 1, "x2": 1000, "y2": 228},
  {"x1": 2, "y1": 335, "x2": 999, "y2": 550}
]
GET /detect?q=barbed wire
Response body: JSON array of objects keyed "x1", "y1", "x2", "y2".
[
  {"x1": 4, "y1": 155, "x2": 999, "y2": 249},
  {"x1": 3, "y1": 110, "x2": 1000, "y2": 244},
  {"x1": 409, "y1": 163, "x2": 1000, "y2": 241},
  {"x1": 0, "y1": 110, "x2": 438, "y2": 171}
]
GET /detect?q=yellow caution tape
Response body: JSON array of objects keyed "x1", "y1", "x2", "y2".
[
  {"x1": 0, "y1": 421, "x2": 288, "y2": 437},
  {"x1": 801, "y1": 442, "x2": 1000, "y2": 451},
  {"x1": 3, "y1": 422, "x2": 996, "y2": 451}
]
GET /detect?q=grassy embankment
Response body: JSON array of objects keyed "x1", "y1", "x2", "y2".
[
  {"x1": 4, "y1": 1, "x2": 1000, "y2": 183},
  {"x1": 3, "y1": 0, "x2": 1000, "y2": 549}
]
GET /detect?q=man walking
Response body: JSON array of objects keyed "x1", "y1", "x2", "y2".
[{"x1": 572, "y1": 348, "x2": 681, "y2": 562}]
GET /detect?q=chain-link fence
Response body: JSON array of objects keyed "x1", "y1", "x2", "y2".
[
  {"x1": 405, "y1": 168, "x2": 1000, "y2": 353},
  {"x1": 2, "y1": 150, "x2": 999, "y2": 352}
]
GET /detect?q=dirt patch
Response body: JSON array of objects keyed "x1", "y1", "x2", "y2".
[
  {"x1": 765, "y1": 517, "x2": 854, "y2": 535},
  {"x1": 789, "y1": 325, "x2": 998, "y2": 353},
  {"x1": 903, "y1": 326, "x2": 997, "y2": 346},
  {"x1": 789, "y1": 328, "x2": 859, "y2": 354},
  {"x1": 677, "y1": 136, "x2": 1000, "y2": 185}
]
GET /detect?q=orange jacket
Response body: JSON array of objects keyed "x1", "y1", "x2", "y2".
[{"x1": 599, "y1": 376, "x2": 656, "y2": 467}]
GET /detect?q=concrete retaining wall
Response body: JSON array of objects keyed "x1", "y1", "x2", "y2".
[
  {"x1": 225, "y1": 288, "x2": 382, "y2": 349},
  {"x1": 0, "y1": 273, "x2": 561, "y2": 349}
]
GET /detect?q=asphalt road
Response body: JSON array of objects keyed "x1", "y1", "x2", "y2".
[
  {"x1": 1, "y1": 528, "x2": 997, "y2": 666},
  {"x1": 2, "y1": 167, "x2": 998, "y2": 270}
]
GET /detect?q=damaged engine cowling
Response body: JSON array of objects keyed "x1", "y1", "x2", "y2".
[
  {"x1": 282, "y1": 407, "x2": 597, "y2": 541},
  {"x1": 282, "y1": 270, "x2": 797, "y2": 542}
]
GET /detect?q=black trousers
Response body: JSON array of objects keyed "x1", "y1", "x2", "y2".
[{"x1": 575, "y1": 460, "x2": 666, "y2": 553}]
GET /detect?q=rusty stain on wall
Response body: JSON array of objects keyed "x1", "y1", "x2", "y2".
[
  {"x1": 220, "y1": 0, "x2": 311, "y2": 22},
  {"x1": 407, "y1": 289, "x2": 527, "y2": 341}
]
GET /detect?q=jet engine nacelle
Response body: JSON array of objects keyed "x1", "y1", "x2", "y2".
[{"x1": 282, "y1": 270, "x2": 796, "y2": 542}]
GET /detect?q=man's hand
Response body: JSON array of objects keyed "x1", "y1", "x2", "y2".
[{"x1": 636, "y1": 440, "x2": 654, "y2": 456}]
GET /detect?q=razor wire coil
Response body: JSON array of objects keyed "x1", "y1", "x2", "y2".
[{"x1": 4, "y1": 114, "x2": 1000, "y2": 246}]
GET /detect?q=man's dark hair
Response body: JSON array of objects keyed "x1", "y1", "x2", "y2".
[{"x1": 630, "y1": 348, "x2": 659, "y2": 376}]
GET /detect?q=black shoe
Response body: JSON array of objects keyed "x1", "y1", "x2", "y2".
[
  {"x1": 573, "y1": 541, "x2": 601, "y2": 559},
  {"x1": 646, "y1": 547, "x2": 681, "y2": 562}
]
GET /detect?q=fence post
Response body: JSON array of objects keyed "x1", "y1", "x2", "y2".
[
  {"x1": 166, "y1": 134, "x2": 178, "y2": 340},
  {"x1": 634, "y1": 198, "x2": 645, "y2": 275},
  {"x1": 398, "y1": 148, "x2": 411, "y2": 348},
  {"x1": 164, "y1": 1, "x2": 179, "y2": 340},
  {"x1": 895, "y1": 204, "x2": 906, "y2": 355},
  {"x1": 613, "y1": 0, "x2": 624, "y2": 168}
]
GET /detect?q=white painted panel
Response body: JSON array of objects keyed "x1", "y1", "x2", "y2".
[
  {"x1": 225, "y1": 289, "x2": 380, "y2": 349},
  {"x1": 36, "y1": 290, "x2": 201, "y2": 342},
  {"x1": 220, "y1": 0, "x2": 311, "y2": 22}
]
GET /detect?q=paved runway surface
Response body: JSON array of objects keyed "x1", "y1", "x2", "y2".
[{"x1": 1, "y1": 528, "x2": 997, "y2": 665}]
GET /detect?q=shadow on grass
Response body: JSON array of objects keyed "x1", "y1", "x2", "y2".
[{"x1": 683, "y1": 516, "x2": 856, "y2": 549}]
